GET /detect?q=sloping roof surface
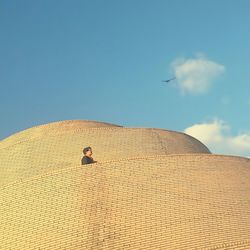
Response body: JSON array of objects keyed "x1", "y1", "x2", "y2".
[
  {"x1": 0, "y1": 120, "x2": 249, "y2": 249},
  {"x1": 0, "y1": 155, "x2": 249, "y2": 249},
  {"x1": 0, "y1": 121, "x2": 210, "y2": 186}
]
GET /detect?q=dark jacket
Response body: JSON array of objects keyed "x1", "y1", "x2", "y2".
[{"x1": 81, "y1": 156, "x2": 94, "y2": 165}]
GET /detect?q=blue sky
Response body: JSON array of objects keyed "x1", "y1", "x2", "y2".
[{"x1": 1, "y1": 0, "x2": 250, "y2": 156}]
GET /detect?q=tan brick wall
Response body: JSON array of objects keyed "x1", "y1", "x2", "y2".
[
  {"x1": 0, "y1": 122, "x2": 210, "y2": 187},
  {"x1": 0, "y1": 121, "x2": 249, "y2": 249},
  {"x1": 0, "y1": 155, "x2": 249, "y2": 249}
]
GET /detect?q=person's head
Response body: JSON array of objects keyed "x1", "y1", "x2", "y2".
[{"x1": 83, "y1": 146, "x2": 92, "y2": 157}]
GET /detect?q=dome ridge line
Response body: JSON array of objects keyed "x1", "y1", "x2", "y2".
[{"x1": 0, "y1": 153, "x2": 249, "y2": 191}]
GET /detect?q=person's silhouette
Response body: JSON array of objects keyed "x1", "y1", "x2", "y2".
[{"x1": 81, "y1": 146, "x2": 95, "y2": 165}]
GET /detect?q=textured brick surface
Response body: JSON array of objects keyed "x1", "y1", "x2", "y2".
[
  {"x1": 0, "y1": 155, "x2": 249, "y2": 249},
  {"x1": 0, "y1": 123, "x2": 210, "y2": 186},
  {"x1": 0, "y1": 121, "x2": 249, "y2": 249},
  {"x1": 0, "y1": 120, "x2": 122, "y2": 149}
]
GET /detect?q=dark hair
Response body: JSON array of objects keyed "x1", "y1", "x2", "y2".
[{"x1": 83, "y1": 146, "x2": 92, "y2": 155}]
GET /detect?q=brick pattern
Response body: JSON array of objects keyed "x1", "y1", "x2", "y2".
[
  {"x1": 0, "y1": 128, "x2": 210, "y2": 186},
  {"x1": 0, "y1": 155, "x2": 249, "y2": 249},
  {"x1": 0, "y1": 120, "x2": 121, "y2": 149}
]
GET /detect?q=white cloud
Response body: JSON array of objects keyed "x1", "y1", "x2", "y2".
[
  {"x1": 184, "y1": 119, "x2": 250, "y2": 157},
  {"x1": 171, "y1": 54, "x2": 225, "y2": 95}
]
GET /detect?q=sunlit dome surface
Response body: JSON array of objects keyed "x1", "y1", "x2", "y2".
[
  {"x1": 0, "y1": 120, "x2": 210, "y2": 186},
  {"x1": 0, "y1": 120, "x2": 122, "y2": 148},
  {"x1": 0, "y1": 120, "x2": 249, "y2": 249}
]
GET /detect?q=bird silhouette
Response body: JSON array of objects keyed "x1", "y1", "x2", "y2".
[{"x1": 162, "y1": 77, "x2": 176, "y2": 83}]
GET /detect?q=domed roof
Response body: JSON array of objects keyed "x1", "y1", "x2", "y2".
[
  {"x1": 0, "y1": 120, "x2": 122, "y2": 148},
  {"x1": 2, "y1": 120, "x2": 249, "y2": 249},
  {"x1": 0, "y1": 155, "x2": 249, "y2": 249},
  {"x1": 0, "y1": 121, "x2": 210, "y2": 186}
]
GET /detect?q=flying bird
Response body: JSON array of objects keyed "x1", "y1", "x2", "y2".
[{"x1": 162, "y1": 77, "x2": 176, "y2": 83}]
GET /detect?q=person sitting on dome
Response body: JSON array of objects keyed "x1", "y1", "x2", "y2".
[{"x1": 81, "y1": 146, "x2": 96, "y2": 165}]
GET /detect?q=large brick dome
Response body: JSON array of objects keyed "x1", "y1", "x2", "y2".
[
  {"x1": 0, "y1": 120, "x2": 122, "y2": 148},
  {"x1": 0, "y1": 120, "x2": 249, "y2": 249},
  {"x1": 0, "y1": 120, "x2": 210, "y2": 186}
]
